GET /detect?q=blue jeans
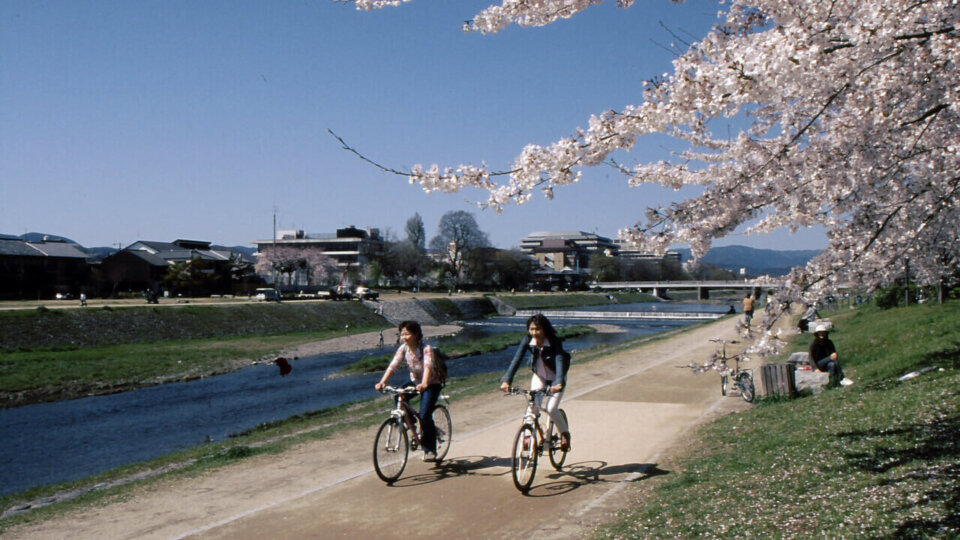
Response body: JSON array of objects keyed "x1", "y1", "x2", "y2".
[
  {"x1": 416, "y1": 383, "x2": 442, "y2": 453},
  {"x1": 816, "y1": 356, "x2": 845, "y2": 383}
]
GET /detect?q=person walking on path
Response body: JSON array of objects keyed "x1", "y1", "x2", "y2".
[
  {"x1": 374, "y1": 320, "x2": 444, "y2": 462},
  {"x1": 807, "y1": 323, "x2": 854, "y2": 386},
  {"x1": 742, "y1": 294, "x2": 755, "y2": 326},
  {"x1": 500, "y1": 314, "x2": 572, "y2": 451}
]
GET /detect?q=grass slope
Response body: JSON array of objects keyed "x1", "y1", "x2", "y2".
[
  {"x1": 595, "y1": 300, "x2": 960, "y2": 539},
  {"x1": 0, "y1": 302, "x2": 389, "y2": 406}
]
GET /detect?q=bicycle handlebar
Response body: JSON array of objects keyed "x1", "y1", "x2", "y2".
[
  {"x1": 504, "y1": 387, "x2": 553, "y2": 398},
  {"x1": 379, "y1": 385, "x2": 419, "y2": 396}
]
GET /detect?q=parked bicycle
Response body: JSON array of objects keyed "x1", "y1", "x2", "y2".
[
  {"x1": 372, "y1": 385, "x2": 452, "y2": 483},
  {"x1": 505, "y1": 387, "x2": 569, "y2": 493},
  {"x1": 709, "y1": 339, "x2": 755, "y2": 403}
]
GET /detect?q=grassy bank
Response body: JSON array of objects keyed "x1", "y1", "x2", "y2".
[
  {"x1": 0, "y1": 293, "x2": 656, "y2": 406},
  {"x1": 0, "y1": 302, "x2": 389, "y2": 406},
  {"x1": 339, "y1": 325, "x2": 597, "y2": 375},
  {"x1": 595, "y1": 300, "x2": 960, "y2": 539}
]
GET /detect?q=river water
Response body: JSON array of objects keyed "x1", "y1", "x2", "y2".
[{"x1": 0, "y1": 302, "x2": 729, "y2": 498}]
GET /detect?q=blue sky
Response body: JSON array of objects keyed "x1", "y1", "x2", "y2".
[{"x1": 0, "y1": 0, "x2": 827, "y2": 251}]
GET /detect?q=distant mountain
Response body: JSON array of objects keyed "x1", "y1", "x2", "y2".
[
  {"x1": 225, "y1": 245, "x2": 257, "y2": 257},
  {"x1": 20, "y1": 232, "x2": 79, "y2": 244},
  {"x1": 83, "y1": 246, "x2": 119, "y2": 261},
  {"x1": 676, "y1": 245, "x2": 821, "y2": 277}
]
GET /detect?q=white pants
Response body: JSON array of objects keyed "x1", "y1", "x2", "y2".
[{"x1": 530, "y1": 375, "x2": 568, "y2": 434}]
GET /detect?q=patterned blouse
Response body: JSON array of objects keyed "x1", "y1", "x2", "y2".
[{"x1": 388, "y1": 344, "x2": 440, "y2": 385}]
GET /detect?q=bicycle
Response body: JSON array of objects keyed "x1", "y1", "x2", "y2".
[
  {"x1": 709, "y1": 339, "x2": 755, "y2": 403},
  {"x1": 372, "y1": 385, "x2": 452, "y2": 483},
  {"x1": 505, "y1": 387, "x2": 569, "y2": 493}
]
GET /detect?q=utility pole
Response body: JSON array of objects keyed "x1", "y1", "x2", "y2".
[{"x1": 272, "y1": 207, "x2": 278, "y2": 287}]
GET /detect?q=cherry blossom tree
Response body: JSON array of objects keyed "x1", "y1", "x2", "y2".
[
  {"x1": 255, "y1": 246, "x2": 339, "y2": 286},
  {"x1": 343, "y1": 0, "x2": 958, "y2": 309}
]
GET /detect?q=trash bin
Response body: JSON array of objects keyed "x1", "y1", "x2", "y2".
[{"x1": 762, "y1": 363, "x2": 796, "y2": 398}]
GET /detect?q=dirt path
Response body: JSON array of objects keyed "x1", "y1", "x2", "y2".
[{"x1": 7, "y1": 317, "x2": 755, "y2": 539}]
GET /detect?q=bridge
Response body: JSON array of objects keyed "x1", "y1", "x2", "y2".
[
  {"x1": 591, "y1": 280, "x2": 770, "y2": 300},
  {"x1": 514, "y1": 309, "x2": 724, "y2": 321}
]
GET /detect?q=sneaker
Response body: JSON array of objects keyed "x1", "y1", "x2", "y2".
[
  {"x1": 560, "y1": 432, "x2": 571, "y2": 452},
  {"x1": 422, "y1": 451, "x2": 437, "y2": 462},
  {"x1": 840, "y1": 378, "x2": 854, "y2": 386},
  {"x1": 522, "y1": 435, "x2": 531, "y2": 452}
]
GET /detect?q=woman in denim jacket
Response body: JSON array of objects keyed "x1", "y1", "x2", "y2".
[{"x1": 499, "y1": 314, "x2": 572, "y2": 450}]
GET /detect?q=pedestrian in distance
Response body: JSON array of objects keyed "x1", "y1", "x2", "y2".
[
  {"x1": 374, "y1": 320, "x2": 444, "y2": 462},
  {"x1": 500, "y1": 313, "x2": 572, "y2": 451},
  {"x1": 807, "y1": 323, "x2": 854, "y2": 387},
  {"x1": 798, "y1": 303, "x2": 821, "y2": 333},
  {"x1": 742, "y1": 293, "x2": 755, "y2": 326}
]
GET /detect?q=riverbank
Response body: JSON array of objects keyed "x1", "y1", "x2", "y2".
[
  {"x1": 0, "y1": 318, "x2": 697, "y2": 526},
  {"x1": 0, "y1": 292, "x2": 660, "y2": 407},
  {"x1": 6, "y1": 301, "x2": 958, "y2": 538},
  {"x1": 1, "y1": 312, "x2": 738, "y2": 537}
]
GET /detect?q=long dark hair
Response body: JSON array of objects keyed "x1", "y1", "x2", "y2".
[{"x1": 526, "y1": 313, "x2": 561, "y2": 346}]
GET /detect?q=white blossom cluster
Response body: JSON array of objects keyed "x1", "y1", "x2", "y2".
[
  {"x1": 352, "y1": 0, "x2": 413, "y2": 11},
  {"x1": 352, "y1": 0, "x2": 960, "y2": 307}
]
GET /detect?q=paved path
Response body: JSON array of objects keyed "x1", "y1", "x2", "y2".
[{"x1": 7, "y1": 317, "x2": 752, "y2": 539}]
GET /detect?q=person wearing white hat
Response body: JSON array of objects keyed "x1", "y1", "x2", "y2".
[{"x1": 807, "y1": 323, "x2": 854, "y2": 386}]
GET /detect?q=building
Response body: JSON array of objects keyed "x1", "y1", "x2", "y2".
[
  {"x1": 253, "y1": 226, "x2": 384, "y2": 272},
  {"x1": 615, "y1": 244, "x2": 681, "y2": 264},
  {"x1": 614, "y1": 241, "x2": 683, "y2": 281},
  {"x1": 0, "y1": 235, "x2": 91, "y2": 299},
  {"x1": 96, "y1": 239, "x2": 256, "y2": 296},
  {"x1": 519, "y1": 231, "x2": 619, "y2": 289}
]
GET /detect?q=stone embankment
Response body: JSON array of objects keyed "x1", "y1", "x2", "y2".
[{"x1": 365, "y1": 296, "x2": 503, "y2": 326}]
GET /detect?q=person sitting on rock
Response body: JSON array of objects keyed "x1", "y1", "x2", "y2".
[{"x1": 807, "y1": 323, "x2": 853, "y2": 387}]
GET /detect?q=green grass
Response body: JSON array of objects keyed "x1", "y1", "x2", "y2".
[
  {"x1": 0, "y1": 302, "x2": 386, "y2": 352},
  {"x1": 340, "y1": 325, "x2": 597, "y2": 375},
  {"x1": 0, "y1": 328, "x2": 386, "y2": 406},
  {"x1": 594, "y1": 300, "x2": 960, "y2": 539},
  {"x1": 0, "y1": 301, "x2": 390, "y2": 406}
]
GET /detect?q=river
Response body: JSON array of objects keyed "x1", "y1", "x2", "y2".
[{"x1": 0, "y1": 302, "x2": 730, "y2": 498}]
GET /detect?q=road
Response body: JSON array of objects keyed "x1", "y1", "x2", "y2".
[{"x1": 7, "y1": 316, "x2": 754, "y2": 539}]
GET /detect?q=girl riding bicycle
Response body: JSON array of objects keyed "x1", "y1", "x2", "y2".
[
  {"x1": 500, "y1": 314, "x2": 572, "y2": 451},
  {"x1": 375, "y1": 320, "x2": 443, "y2": 462}
]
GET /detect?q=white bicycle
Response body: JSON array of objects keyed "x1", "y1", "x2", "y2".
[{"x1": 506, "y1": 387, "x2": 569, "y2": 493}]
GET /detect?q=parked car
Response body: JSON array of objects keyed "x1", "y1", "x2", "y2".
[
  {"x1": 354, "y1": 286, "x2": 379, "y2": 300},
  {"x1": 254, "y1": 288, "x2": 281, "y2": 302}
]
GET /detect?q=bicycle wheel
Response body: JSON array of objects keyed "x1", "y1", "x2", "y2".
[
  {"x1": 548, "y1": 409, "x2": 569, "y2": 470},
  {"x1": 373, "y1": 417, "x2": 409, "y2": 483},
  {"x1": 720, "y1": 374, "x2": 728, "y2": 396},
  {"x1": 511, "y1": 424, "x2": 538, "y2": 493},
  {"x1": 738, "y1": 372, "x2": 756, "y2": 403},
  {"x1": 432, "y1": 404, "x2": 452, "y2": 463}
]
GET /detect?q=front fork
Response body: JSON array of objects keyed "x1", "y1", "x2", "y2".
[{"x1": 523, "y1": 406, "x2": 552, "y2": 454}]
